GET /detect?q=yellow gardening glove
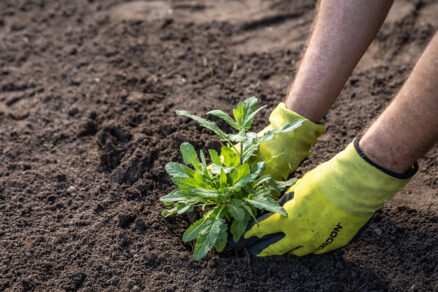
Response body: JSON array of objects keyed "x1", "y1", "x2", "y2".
[
  {"x1": 256, "y1": 103, "x2": 325, "y2": 181},
  {"x1": 230, "y1": 139, "x2": 417, "y2": 256}
]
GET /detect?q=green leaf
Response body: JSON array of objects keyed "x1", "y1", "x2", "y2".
[
  {"x1": 208, "y1": 109, "x2": 240, "y2": 130},
  {"x1": 193, "y1": 172, "x2": 208, "y2": 185},
  {"x1": 214, "y1": 223, "x2": 228, "y2": 252},
  {"x1": 230, "y1": 211, "x2": 251, "y2": 242},
  {"x1": 230, "y1": 164, "x2": 251, "y2": 184},
  {"x1": 233, "y1": 97, "x2": 259, "y2": 129},
  {"x1": 242, "y1": 105, "x2": 266, "y2": 131},
  {"x1": 251, "y1": 161, "x2": 266, "y2": 177},
  {"x1": 245, "y1": 195, "x2": 287, "y2": 216},
  {"x1": 177, "y1": 203, "x2": 194, "y2": 214},
  {"x1": 161, "y1": 207, "x2": 178, "y2": 217},
  {"x1": 199, "y1": 149, "x2": 207, "y2": 174},
  {"x1": 259, "y1": 119, "x2": 304, "y2": 143},
  {"x1": 241, "y1": 132, "x2": 260, "y2": 163},
  {"x1": 228, "y1": 174, "x2": 254, "y2": 192},
  {"x1": 252, "y1": 174, "x2": 273, "y2": 188},
  {"x1": 241, "y1": 96, "x2": 258, "y2": 117},
  {"x1": 242, "y1": 204, "x2": 258, "y2": 225},
  {"x1": 227, "y1": 199, "x2": 245, "y2": 221},
  {"x1": 210, "y1": 165, "x2": 234, "y2": 175},
  {"x1": 233, "y1": 102, "x2": 245, "y2": 127},
  {"x1": 180, "y1": 142, "x2": 201, "y2": 170},
  {"x1": 172, "y1": 176, "x2": 208, "y2": 190},
  {"x1": 176, "y1": 110, "x2": 229, "y2": 141},
  {"x1": 221, "y1": 146, "x2": 239, "y2": 167},
  {"x1": 229, "y1": 132, "x2": 247, "y2": 142},
  {"x1": 160, "y1": 190, "x2": 188, "y2": 203},
  {"x1": 183, "y1": 217, "x2": 207, "y2": 242},
  {"x1": 160, "y1": 190, "x2": 205, "y2": 205},
  {"x1": 193, "y1": 208, "x2": 226, "y2": 260},
  {"x1": 219, "y1": 169, "x2": 228, "y2": 188},
  {"x1": 208, "y1": 149, "x2": 222, "y2": 166},
  {"x1": 191, "y1": 188, "x2": 222, "y2": 199},
  {"x1": 264, "y1": 178, "x2": 298, "y2": 193},
  {"x1": 231, "y1": 97, "x2": 266, "y2": 131},
  {"x1": 165, "y1": 162, "x2": 195, "y2": 178},
  {"x1": 280, "y1": 177, "x2": 298, "y2": 188}
]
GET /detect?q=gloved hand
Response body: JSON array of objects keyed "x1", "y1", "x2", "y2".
[
  {"x1": 230, "y1": 139, "x2": 417, "y2": 256},
  {"x1": 255, "y1": 103, "x2": 325, "y2": 181}
]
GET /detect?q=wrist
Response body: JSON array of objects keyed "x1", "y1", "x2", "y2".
[
  {"x1": 284, "y1": 92, "x2": 325, "y2": 123},
  {"x1": 355, "y1": 137, "x2": 418, "y2": 179},
  {"x1": 358, "y1": 132, "x2": 414, "y2": 174}
]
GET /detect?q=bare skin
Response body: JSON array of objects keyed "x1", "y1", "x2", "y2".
[
  {"x1": 285, "y1": 0, "x2": 394, "y2": 122},
  {"x1": 359, "y1": 34, "x2": 438, "y2": 173},
  {"x1": 285, "y1": 0, "x2": 437, "y2": 174}
]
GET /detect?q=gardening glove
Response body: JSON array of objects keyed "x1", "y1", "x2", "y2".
[
  {"x1": 256, "y1": 103, "x2": 325, "y2": 181},
  {"x1": 230, "y1": 138, "x2": 417, "y2": 256}
]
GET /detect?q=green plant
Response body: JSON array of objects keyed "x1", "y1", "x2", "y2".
[{"x1": 161, "y1": 97, "x2": 304, "y2": 260}]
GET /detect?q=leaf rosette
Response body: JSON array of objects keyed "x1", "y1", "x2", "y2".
[{"x1": 161, "y1": 97, "x2": 303, "y2": 260}]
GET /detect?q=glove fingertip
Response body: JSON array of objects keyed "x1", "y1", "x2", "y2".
[
  {"x1": 245, "y1": 233, "x2": 286, "y2": 256},
  {"x1": 278, "y1": 192, "x2": 295, "y2": 206}
]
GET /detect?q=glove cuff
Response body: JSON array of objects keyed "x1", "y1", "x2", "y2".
[
  {"x1": 269, "y1": 103, "x2": 325, "y2": 135},
  {"x1": 315, "y1": 138, "x2": 418, "y2": 217},
  {"x1": 353, "y1": 138, "x2": 418, "y2": 179},
  {"x1": 258, "y1": 103, "x2": 326, "y2": 180}
]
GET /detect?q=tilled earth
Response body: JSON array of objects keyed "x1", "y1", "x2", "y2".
[{"x1": 0, "y1": 0, "x2": 437, "y2": 291}]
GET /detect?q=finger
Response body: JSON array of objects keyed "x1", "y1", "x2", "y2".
[
  {"x1": 289, "y1": 246, "x2": 315, "y2": 257},
  {"x1": 230, "y1": 192, "x2": 295, "y2": 250},
  {"x1": 278, "y1": 191, "x2": 294, "y2": 206},
  {"x1": 244, "y1": 233, "x2": 285, "y2": 256},
  {"x1": 256, "y1": 237, "x2": 298, "y2": 257},
  {"x1": 245, "y1": 212, "x2": 284, "y2": 239},
  {"x1": 229, "y1": 211, "x2": 276, "y2": 249},
  {"x1": 244, "y1": 192, "x2": 295, "y2": 239}
]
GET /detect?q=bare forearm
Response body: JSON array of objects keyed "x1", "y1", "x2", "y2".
[
  {"x1": 359, "y1": 33, "x2": 438, "y2": 174},
  {"x1": 286, "y1": 0, "x2": 393, "y2": 122}
]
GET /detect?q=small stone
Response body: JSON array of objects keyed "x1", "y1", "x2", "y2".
[
  {"x1": 67, "y1": 186, "x2": 77, "y2": 193},
  {"x1": 374, "y1": 228, "x2": 382, "y2": 236},
  {"x1": 70, "y1": 77, "x2": 81, "y2": 86},
  {"x1": 408, "y1": 284, "x2": 418, "y2": 292}
]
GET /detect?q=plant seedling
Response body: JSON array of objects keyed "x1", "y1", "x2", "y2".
[{"x1": 161, "y1": 97, "x2": 304, "y2": 260}]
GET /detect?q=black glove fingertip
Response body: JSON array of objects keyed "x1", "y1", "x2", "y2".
[
  {"x1": 245, "y1": 233, "x2": 286, "y2": 256},
  {"x1": 279, "y1": 192, "x2": 294, "y2": 206}
]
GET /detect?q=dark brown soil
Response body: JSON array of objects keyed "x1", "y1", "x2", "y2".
[{"x1": 1, "y1": 0, "x2": 437, "y2": 291}]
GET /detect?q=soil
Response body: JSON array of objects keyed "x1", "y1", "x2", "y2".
[{"x1": 1, "y1": 0, "x2": 437, "y2": 291}]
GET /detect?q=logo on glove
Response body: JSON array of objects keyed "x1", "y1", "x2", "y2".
[{"x1": 317, "y1": 223, "x2": 343, "y2": 250}]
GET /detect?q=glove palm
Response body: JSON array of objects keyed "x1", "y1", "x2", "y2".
[{"x1": 232, "y1": 140, "x2": 417, "y2": 256}]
